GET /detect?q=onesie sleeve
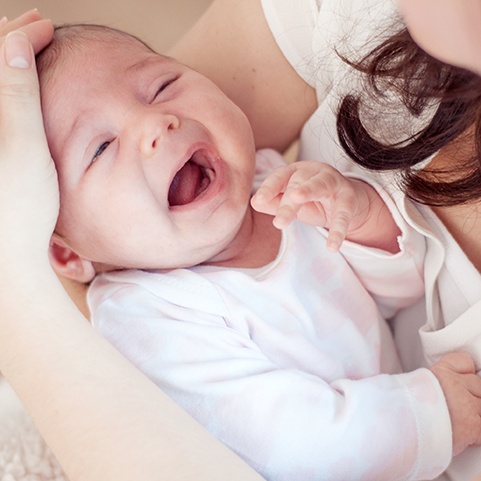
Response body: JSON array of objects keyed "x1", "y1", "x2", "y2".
[
  {"x1": 90, "y1": 270, "x2": 451, "y2": 481},
  {"x1": 332, "y1": 173, "x2": 426, "y2": 320}
]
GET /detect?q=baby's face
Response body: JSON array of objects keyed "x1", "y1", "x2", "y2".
[{"x1": 41, "y1": 37, "x2": 256, "y2": 270}]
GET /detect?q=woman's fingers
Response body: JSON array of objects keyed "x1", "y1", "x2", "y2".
[
  {"x1": 0, "y1": 10, "x2": 53, "y2": 54},
  {"x1": 0, "y1": 9, "x2": 42, "y2": 31},
  {"x1": 16, "y1": 19, "x2": 54, "y2": 54}
]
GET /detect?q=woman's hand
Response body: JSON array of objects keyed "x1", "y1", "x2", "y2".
[
  {"x1": 0, "y1": 10, "x2": 53, "y2": 54},
  {"x1": 0, "y1": 29, "x2": 58, "y2": 271}
]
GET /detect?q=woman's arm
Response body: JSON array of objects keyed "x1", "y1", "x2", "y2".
[
  {"x1": 0, "y1": 28, "x2": 264, "y2": 481},
  {"x1": 169, "y1": 0, "x2": 317, "y2": 152}
]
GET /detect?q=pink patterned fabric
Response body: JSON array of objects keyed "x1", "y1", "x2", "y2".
[{"x1": 89, "y1": 150, "x2": 451, "y2": 481}]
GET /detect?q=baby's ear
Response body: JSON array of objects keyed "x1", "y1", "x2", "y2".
[{"x1": 49, "y1": 234, "x2": 96, "y2": 283}]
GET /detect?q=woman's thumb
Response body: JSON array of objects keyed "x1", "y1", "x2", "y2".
[
  {"x1": 0, "y1": 31, "x2": 47, "y2": 146},
  {"x1": 0, "y1": 29, "x2": 58, "y2": 261}
]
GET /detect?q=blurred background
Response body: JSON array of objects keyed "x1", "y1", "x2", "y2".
[{"x1": 2, "y1": 0, "x2": 213, "y2": 52}]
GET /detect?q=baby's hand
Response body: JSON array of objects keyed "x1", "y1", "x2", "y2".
[
  {"x1": 251, "y1": 161, "x2": 371, "y2": 252},
  {"x1": 430, "y1": 352, "x2": 481, "y2": 456}
]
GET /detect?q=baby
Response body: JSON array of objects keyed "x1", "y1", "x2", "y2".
[{"x1": 37, "y1": 24, "x2": 481, "y2": 481}]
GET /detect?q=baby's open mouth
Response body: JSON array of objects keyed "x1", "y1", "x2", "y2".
[{"x1": 168, "y1": 150, "x2": 214, "y2": 206}]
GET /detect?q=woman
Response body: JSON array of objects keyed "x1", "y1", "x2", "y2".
[
  {"x1": 170, "y1": 0, "x2": 481, "y2": 480},
  {"x1": 1, "y1": 2, "x2": 481, "y2": 480}
]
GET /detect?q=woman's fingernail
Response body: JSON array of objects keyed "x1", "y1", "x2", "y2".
[
  {"x1": 0, "y1": 17, "x2": 8, "y2": 27},
  {"x1": 4, "y1": 31, "x2": 32, "y2": 69}
]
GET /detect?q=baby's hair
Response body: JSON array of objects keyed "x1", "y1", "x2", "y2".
[{"x1": 36, "y1": 23, "x2": 157, "y2": 88}]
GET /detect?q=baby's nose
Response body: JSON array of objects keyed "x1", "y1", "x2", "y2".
[{"x1": 139, "y1": 113, "x2": 180, "y2": 155}]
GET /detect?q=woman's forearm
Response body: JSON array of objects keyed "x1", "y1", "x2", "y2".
[{"x1": 0, "y1": 266, "x2": 265, "y2": 481}]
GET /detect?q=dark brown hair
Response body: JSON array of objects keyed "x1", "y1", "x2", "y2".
[{"x1": 336, "y1": 27, "x2": 481, "y2": 206}]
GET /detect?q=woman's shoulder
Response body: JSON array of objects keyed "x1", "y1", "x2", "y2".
[{"x1": 170, "y1": 0, "x2": 317, "y2": 151}]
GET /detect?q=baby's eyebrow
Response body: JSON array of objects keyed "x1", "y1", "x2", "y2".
[
  {"x1": 58, "y1": 108, "x2": 93, "y2": 164},
  {"x1": 64, "y1": 111, "x2": 89, "y2": 149},
  {"x1": 126, "y1": 56, "x2": 161, "y2": 75}
]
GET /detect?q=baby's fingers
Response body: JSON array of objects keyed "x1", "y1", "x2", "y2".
[
  {"x1": 254, "y1": 165, "x2": 295, "y2": 200},
  {"x1": 292, "y1": 172, "x2": 357, "y2": 251},
  {"x1": 466, "y1": 385, "x2": 481, "y2": 448},
  {"x1": 268, "y1": 166, "x2": 313, "y2": 229},
  {"x1": 252, "y1": 191, "x2": 301, "y2": 229},
  {"x1": 467, "y1": 374, "x2": 481, "y2": 400},
  {"x1": 325, "y1": 183, "x2": 360, "y2": 252},
  {"x1": 252, "y1": 164, "x2": 296, "y2": 216},
  {"x1": 325, "y1": 206, "x2": 353, "y2": 252},
  {"x1": 272, "y1": 202, "x2": 301, "y2": 230}
]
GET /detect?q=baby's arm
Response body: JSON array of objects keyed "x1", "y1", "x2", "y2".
[
  {"x1": 430, "y1": 352, "x2": 481, "y2": 456},
  {"x1": 251, "y1": 160, "x2": 400, "y2": 253}
]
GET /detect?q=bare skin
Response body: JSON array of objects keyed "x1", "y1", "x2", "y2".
[
  {"x1": 396, "y1": 0, "x2": 481, "y2": 75},
  {"x1": 434, "y1": 202, "x2": 481, "y2": 273},
  {"x1": 428, "y1": 131, "x2": 481, "y2": 272}
]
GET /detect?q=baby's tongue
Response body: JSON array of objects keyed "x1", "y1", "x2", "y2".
[{"x1": 168, "y1": 161, "x2": 202, "y2": 206}]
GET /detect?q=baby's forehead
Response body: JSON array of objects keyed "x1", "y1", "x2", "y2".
[
  {"x1": 72, "y1": 46, "x2": 171, "y2": 87},
  {"x1": 62, "y1": 34, "x2": 155, "y2": 68},
  {"x1": 80, "y1": 31, "x2": 153, "y2": 54},
  {"x1": 37, "y1": 25, "x2": 159, "y2": 84}
]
